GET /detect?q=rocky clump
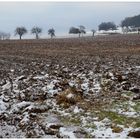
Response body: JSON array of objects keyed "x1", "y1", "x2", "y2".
[
  {"x1": 128, "y1": 129, "x2": 140, "y2": 138},
  {"x1": 56, "y1": 87, "x2": 83, "y2": 108}
]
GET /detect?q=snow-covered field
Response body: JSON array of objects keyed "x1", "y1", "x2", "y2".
[{"x1": 0, "y1": 34, "x2": 140, "y2": 138}]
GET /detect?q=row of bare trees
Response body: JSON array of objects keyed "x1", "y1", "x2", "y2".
[
  {"x1": 14, "y1": 24, "x2": 140, "y2": 40},
  {"x1": 15, "y1": 27, "x2": 55, "y2": 40},
  {"x1": 15, "y1": 26, "x2": 95, "y2": 40},
  {"x1": 2, "y1": 14, "x2": 140, "y2": 40}
]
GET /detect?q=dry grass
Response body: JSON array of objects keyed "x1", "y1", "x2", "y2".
[{"x1": 56, "y1": 87, "x2": 83, "y2": 108}]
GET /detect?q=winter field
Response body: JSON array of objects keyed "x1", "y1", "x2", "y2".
[{"x1": 0, "y1": 34, "x2": 140, "y2": 138}]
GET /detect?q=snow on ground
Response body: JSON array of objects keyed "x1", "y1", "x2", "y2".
[
  {"x1": 73, "y1": 106, "x2": 81, "y2": 113},
  {"x1": 2, "y1": 81, "x2": 11, "y2": 91},
  {"x1": 0, "y1": 122, "x2": 26, "y2": 138},
  {"x1": 0, "y1": 98, "x2": 8, "y2": 113},
  {"x1": 109, "y1": 100, "x2": 140, "y2": 118},
  {"x1": 59, "y1": 127, "x2": 76, "y2": 138},
  {"x1": 10, "y1": 101, "x2": 32, "y2": 114},
  {"x1": 136, "y1": 66, "x2": 140, "y2": 69},
  {"x1": 0, "y1": 61, "x2": 139, "y2": 138},
  {"x1": 92, "y1": 119, "x2": 132, "y2": 138},
  {"x1": 95, "y1": 27, "x2": 139, "y2": 36}
]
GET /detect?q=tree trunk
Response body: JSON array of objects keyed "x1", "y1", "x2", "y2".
[
  {"x1": 79, "y1": 33, "x2": 80, "y2": 38},
  {"x1": 20, "y1": 35, "x2": 22, "y2": 40},
  {"x1": 36, "y1": 34, "x2": 39, "y2": 39}
]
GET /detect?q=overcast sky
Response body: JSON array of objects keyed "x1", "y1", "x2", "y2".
[{"x1": 0, "y1": 2, "x2": 140, "y2": 38}]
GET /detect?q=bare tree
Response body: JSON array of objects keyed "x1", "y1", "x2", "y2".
[
  {"x1": 91, "y1": 29, "x2": 96, "y2": 37},
  {"x1": 79, "y1": 25, "x2": 86, "y2": 37},
  {"x1": 138, "y1": 28, "x2": 140, "y2": 34},
  {"x1": 69, "y1": 27, "x2": 81, "y2": 37},
  {"x1": 15, "y1": 27, "x2": 27, "y2": 40},
  {"x1": 48, "y1": 28, "x2": 55, "y2": 38},
  {"x1": 98, "y1": 22, "x2": 117, "y2": 31},
  {"x1": 0, "y1": 32, "x2": 10, "y2": 40},
  {"x1": 31, "y1": 27, "x2": 42, "y2": 39},
  {"x1": 69, "y1": 26, "x2": 86, "y2": 38}
]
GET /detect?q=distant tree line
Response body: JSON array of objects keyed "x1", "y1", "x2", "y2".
[
  {"x1": 98, "y1": 22, "x2": 117, "y2": 31},
  {"x1": 121, "y1": 14, "x2": 140, "y2": 34},
  {"x1": 121, "y1": 14, "x2": 140, "y2": 28},
  {"x1": 1, "y1": 14, "x2": 140, "y2": 40}
]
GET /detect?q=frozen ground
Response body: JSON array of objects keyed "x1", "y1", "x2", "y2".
[{"x1": 0, "y1": 34, "x2": 140, "y2": 138}]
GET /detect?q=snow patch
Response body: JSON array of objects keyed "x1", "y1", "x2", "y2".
[
  {"x1": 81, "y1": 83, "x2": 89, "y2": 91},
  {"x1": 0, "y1": 100, "x2": 8, "y2": 113},
  {"x1": 93, "y1": 119, "x2": 132, "y2": 138},
  {"x1": 0, "y1": 122, "x2": 25, "y2": 138},
  {"x1": 2, "y1": 81, "x2": 11, "y2": 90},
  {"x1": 10, "y1": 101, "x2": 31, "y2": 113},
  {"x1": 59, "y1": 127, "x2": 76, "y2": 138},
  {"x1": 73, "y1": 106, "x2": 83, "y2": 113},
  {"x1": 66, "y1": 93, "x2": 74, "y2": 99}
]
